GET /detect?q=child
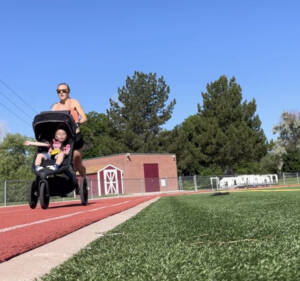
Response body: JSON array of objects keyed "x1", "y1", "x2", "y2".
[{"x1": 24, "y1": 126, "x2": 71, "y2": 171}]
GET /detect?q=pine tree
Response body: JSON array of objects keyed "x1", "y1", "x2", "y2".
[
  {"x1": 170, "y1": 75, "x2": 267, "y2": 175},
  {"x1": 107, "y1": 71, "x2": 176, "y2": 152},
  {"x1": 197, "y1": 75, "x2": 267, "y2": 174}
]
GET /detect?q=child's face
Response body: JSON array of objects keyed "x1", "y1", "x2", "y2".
[{"x1": 55, "y1": 129, "x2": 67, "y2": 142}]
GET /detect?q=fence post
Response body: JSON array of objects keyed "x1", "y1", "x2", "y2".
[
  {"x1": 4, "y1": 180, "x2": 7, "y2": 207},
  {"x1": 90, "y1": 180, "x2": 94, "y2": 199},
  {"x1": 178, "y1": 176, "x2": 183, "y2": 191},
  {"x1": 283, "y1": 173, "x2": 286, "y2": 185},
  {"x1": 166, "y1": 177, "x2": 168, "y2": 192},
  {"x1": 297, "y1": 173, "x2": 299, "y2": 184},
  {"x1": 193, "y1": 175, "x2": 198, "y2": 191}
]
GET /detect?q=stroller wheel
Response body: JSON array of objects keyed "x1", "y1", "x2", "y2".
[
  {"x1": 28, "y1": 180, "x2": 38, "y2": 209},
  {"x1": 39, "y1": 180, "x2": 50, "y2": 209},
  {"x1": 80, "y1": 177, "x2": 88, "y2": 206}
]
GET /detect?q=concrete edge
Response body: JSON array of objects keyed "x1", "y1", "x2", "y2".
[{"x1": 0, "y1": 197, "x2": 160, "y2": 281}]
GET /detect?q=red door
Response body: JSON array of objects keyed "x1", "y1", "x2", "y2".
[{"x1": 144, "y1": 163, "x2": 160, "y2": 192}]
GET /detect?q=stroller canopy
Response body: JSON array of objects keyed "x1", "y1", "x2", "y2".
[{"x1": 33, "y1": 111, "x2": 77, "y2": 142}]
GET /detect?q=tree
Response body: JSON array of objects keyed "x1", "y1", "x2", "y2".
[
  {"x1": 273, "y1": 111, "x2": 300, "y2": 172},
  {"x1": 157, "y1": 124, "x2": 203, "y2": 175},
  {"x1": 80, "y1": 111, "x2": 126, "y2": 158},
  {"x1": 259, "y1": 152, "x2": 278, "y2": 174},
  {"x1": 107, "y1": 71, "x2": 176, "y2": 152},
  {"x1": 173, "y1": 75, "x2": 267, "y2": 175},
  {"x1": 197, "y1": 75, "x2": 267, "y2": 174},
  {"x1": 273, "y1": 111, "x2": 300, "y2": 150},
  {"x1": 282, "y1": 150, "x2": 300, "y2": 172},
  {"x1": 0, "y1": 133, "x2": 35, "y2": 180}
]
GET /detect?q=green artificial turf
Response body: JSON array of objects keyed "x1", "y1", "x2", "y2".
[
  {"x1": 40, "y1": 191, "x2": 300, "y2": 281},
  {"x1": 262, "y1": 186, "x2": 300, "y2": 191}
]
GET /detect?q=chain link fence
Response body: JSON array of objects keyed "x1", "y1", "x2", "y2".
[
  {"x1": 278, "y1": 172, "x2": 300, "y2": 185},
  {"x1": 178, "y1": 175, "x2": 212, "y2": 191},
  {"x1": 1, "y1": 172, "x2": 298, "y2": 206},
  {"x1": 0, "y1": 180, "x2": 31, "y2": 206},
  {"x1": 0, "y1": 177, "x2": 181, "y2": 206}
]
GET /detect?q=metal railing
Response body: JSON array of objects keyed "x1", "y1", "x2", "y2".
[{"x1": 280, "y1": 172, "x2": 300, "y2": 185}]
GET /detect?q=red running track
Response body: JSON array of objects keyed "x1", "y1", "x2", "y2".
[{"x1": 0, "y1": 195, "x2": 158, "y2": 263}]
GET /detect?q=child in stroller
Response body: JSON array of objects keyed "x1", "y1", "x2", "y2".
[
  {"x1": 25, "y1": 125, "x2": 71, "y2": 172},
  {"x1": 27, "y1": 111, "x2": 88, "y2": 209}
]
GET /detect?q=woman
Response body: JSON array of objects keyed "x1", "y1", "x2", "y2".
[{"x1": 51, "y1": 82, "x2": 87, "y2": 180}]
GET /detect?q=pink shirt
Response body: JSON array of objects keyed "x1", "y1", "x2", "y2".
[{"x1": 49, "y1": 139, "x2": 70, "y2": 155}]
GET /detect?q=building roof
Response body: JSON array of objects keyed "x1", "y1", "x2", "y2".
[
  {"x1": 85, "y1": 165, "x2": 106, "y2": 175},
  {"x1": 84, "y1": 164, "x2": 123, "y2": 175},
  {"x1": 76, "y1": 165, "x2": 107, "y2": 175},
  {"x1": 83, "y1": 152, "x2": 175, "y2": 162}
]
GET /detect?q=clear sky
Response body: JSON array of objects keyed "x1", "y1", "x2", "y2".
[{"x1": 0, "y1": 0, "x2": 299, "y2": 140}]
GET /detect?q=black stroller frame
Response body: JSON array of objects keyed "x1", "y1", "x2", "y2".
[{"x1": 28, "y1": 111, "x2": 88, "y2": 209}]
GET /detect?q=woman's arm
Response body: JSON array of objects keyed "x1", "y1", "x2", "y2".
[
  {"x1": 51, "y1": 103, "x2": 58, "y2": 111},
  {"x1": 24, "y1": 140, "x2": 50, "y2": 147},
  {"x1": 72, "y1": 99, "x2": 87, "y2": 125}
]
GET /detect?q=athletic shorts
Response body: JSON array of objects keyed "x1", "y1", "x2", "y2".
[{"x1": 42, "y1": 152, "x2": 51, "y2": 160}]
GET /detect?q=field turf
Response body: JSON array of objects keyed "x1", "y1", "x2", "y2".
[{"x1": 40, "y1": 190, "x2": 300, "y2": 281}]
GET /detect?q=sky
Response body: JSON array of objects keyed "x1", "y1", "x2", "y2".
[{"x1": 0, "y1": 0, "x2": 299, "y2": 140}]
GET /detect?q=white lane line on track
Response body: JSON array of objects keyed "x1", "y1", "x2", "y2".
[
  {"x1": 0, "y1": 200, "x2": 131, "y2": 234},
  {"x1": 0, "y1": 200, "x2": 93, "y2": 215}
]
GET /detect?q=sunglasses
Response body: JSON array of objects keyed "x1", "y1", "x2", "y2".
[{"x1": 56, "y1": 89, "x2": 69, "y2": 94}]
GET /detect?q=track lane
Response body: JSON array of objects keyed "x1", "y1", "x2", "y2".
[
  {"x1": 0, "y1": 197, "x2": 143, "y2": 228},
  {"x1": 0, "y1": 196, "x2": 157, "y2": 262}
]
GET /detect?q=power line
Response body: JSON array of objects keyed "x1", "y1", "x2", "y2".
[
  {"x1": 0, "y1": 91, "x2": 32, "y2": 121},
  {"x1": 0, "y1": 99, "x2": 32, "y2": 128},
  {"x1": 0, "y1": 79, "x2": 38, "y2": 114}
]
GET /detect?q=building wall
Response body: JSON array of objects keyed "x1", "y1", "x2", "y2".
[
  {"x1": 84, "y1": 154, "x2": 126, "y2": 172},
  {"x1": 83, "y1": 153, "x2": 178, "y2": 194},
  {"x1": 86, "y1": 174, "x2": 98, "y2": 197}
]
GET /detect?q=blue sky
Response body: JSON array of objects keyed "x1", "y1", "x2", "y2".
[{"x1": 0, "y1": 0, "x2": 299, "y2": 140}]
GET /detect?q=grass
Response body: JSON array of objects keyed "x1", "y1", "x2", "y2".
[
  {"x1": 39, "y1": 191, "x2": 300, "y2": 280},
  {"x1": 238, "y1": 186, "x2": 300, "y2": 192},
  {"x1": 278, "y1": 177, "x2": 300, "y2": 185}
]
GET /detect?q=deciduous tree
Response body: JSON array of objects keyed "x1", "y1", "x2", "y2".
[
  {"x1": 0, "y1": 133, "x2": 35, "y2": 180},
  {"x1": 273, "y1": 111, "x2": 300, "y2": 172},
  {"x1": 80, "y1": 111, "x2": 126, "y2": 158}
]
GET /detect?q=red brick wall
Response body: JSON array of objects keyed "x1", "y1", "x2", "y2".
[
  {"x1": 85, "y1": 174, "x2": 98, "y2": 197},
  {"x1": 82, "y1": 154, "x2": 178, "y2": 194}
]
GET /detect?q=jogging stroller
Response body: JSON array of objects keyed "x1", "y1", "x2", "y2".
[{"x1": 28, "y1": 111, "x2": 88, "y2": 209}]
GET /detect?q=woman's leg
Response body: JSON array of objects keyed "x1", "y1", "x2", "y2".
[{"x1": 73, "y1": 149, "x2": 86, "y2": 177}]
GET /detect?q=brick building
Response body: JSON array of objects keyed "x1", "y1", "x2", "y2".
[{"x1": 82, "y1": 153, "x2": 178, "y2": 196}]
